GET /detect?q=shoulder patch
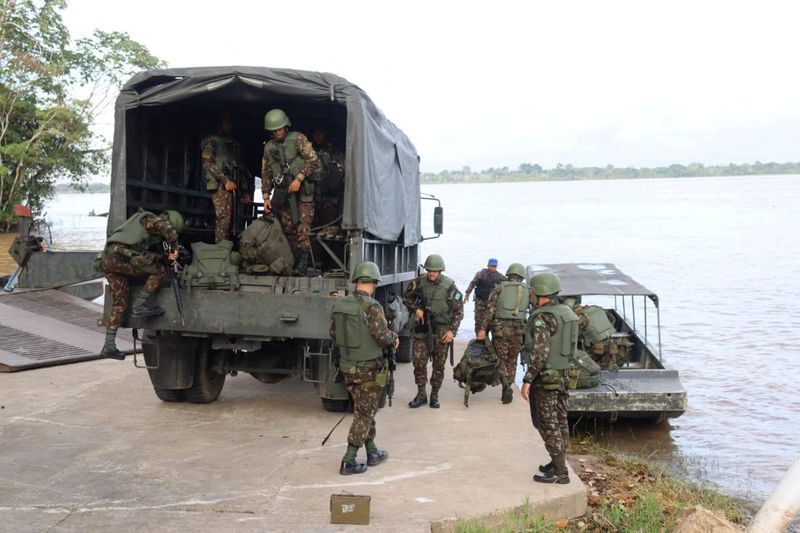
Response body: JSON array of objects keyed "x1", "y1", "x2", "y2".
[{"x1": 451, "y1": 289, "x2": 463, "y2": 302}]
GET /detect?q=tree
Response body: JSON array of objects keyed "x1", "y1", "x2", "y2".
[{"x1": 0, "y1": 0, "x2": 164, "y2": 228}]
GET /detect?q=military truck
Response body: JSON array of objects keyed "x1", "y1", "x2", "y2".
[{"x1": 104, "y1": 67, "x2": 441, "y2": 410}]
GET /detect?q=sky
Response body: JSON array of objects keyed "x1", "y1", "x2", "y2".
[{"x1": 63, "y1": 0, "x2": 800, "y2": 173}]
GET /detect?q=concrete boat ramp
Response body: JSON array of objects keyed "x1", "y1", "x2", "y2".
[{"x1": 0, "y1": 290, "x2": 586, "y2": 532}]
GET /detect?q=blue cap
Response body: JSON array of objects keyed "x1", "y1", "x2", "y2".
[{"x1": 488, "y1": 258, "x2": 498, "y2": 266}]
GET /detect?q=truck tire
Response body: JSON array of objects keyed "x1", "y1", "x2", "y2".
[
  {"x1": 185, "y1": 341, "x2": 226, "y2": 404},
  {"x1": 153, "y1": 387, "x2": 185, "y2": 402},
  {"x1": 396, "y1": 336, "x2": 412, "y2": 363},
  {"x1": 321, "y1": 398, "x2": 350, "y2": 412}
]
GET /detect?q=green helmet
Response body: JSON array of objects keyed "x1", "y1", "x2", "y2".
[
  {"x1": 506, "y1": 262, "x2": 526, "y2": 279},
  {"x1": 264, "y1": 109, "x2": 290, "y2": 131},
  {"x1": 530, "y1": 272, "x2": 561, "y2": 297},
  {"x1": 423, "y1": 254, "x2": 445, "y2": 272},
  {"x1": 562, "y1": 296, "x2": 578, "y2": 309},
  {"x1": 161, "y1": 210, "x2": 184, "y2": 233},
  {"x1": 351, "y1": 261, "x2": 381, "y2": 283}
]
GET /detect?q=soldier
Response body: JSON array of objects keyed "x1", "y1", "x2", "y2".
[
  {"x1": 330, "y1": 261, "x2": 399, "y2": 475},
  {"x1": 100, "y1": 210, "x2": 184, "y2": 360},
  {"x1": 201, "y1": 114, "x2": 250, "y2": 243},
  {"x1": 261, "y1": 109, "x2": 319, "y2": 275},
  {"x1": 311, "y1": 128, "x2": 345, "y2": 226},
  {"x1": 476, "y1": 262, "x2": 529, "y2": 404},
  {"x1": 563, "y1": 297, "x2": 625, "y2": 370},
  {"x1": 464, "y1": 258, "x2": 507, "y2": 334},
  {"x1": 520, "y1": 272, "x2": 578, "y2": 484},
  {"x1": 402, "y1": 254, "x2": 464, "y2": 409}
]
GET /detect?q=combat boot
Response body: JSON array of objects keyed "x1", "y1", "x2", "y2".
[
  {"x1": 429, "y1": 387, "x2": 440, "y2": 409},
  {"x1": 293, "y1": 250, "x2": 309, "y2": 276},
  {"x1": 100, "y1": 328, "x2": 125, "y2": 360},
  {"x1": 408, "y1": 384, "x2": 427, "y2": 408},
  {"x1": 501, "y1": 385, "x2": 513, "y2": 404},
  {"x1": 365, "y1": 440, "x2": 389, "y2": 466},
  {"x1": 534, "y1": 454, "x2": 569, "y2": 484},
  {"x1": 339, "y1": 445, "x2": 367, "y2": 475},
  {"x1": 130, "y1": 289, "x2": 163, "y2": 318},
  {"x1": 538, "y1": 461, "x2": 555, "y2": 475}
]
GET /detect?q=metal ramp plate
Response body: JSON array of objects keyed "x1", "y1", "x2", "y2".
[{"x1": 0, "y1": 324, "x2": 97, "y2": 372}]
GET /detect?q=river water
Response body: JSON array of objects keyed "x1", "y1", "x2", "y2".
[{"x1": 35, "y1": 175, "x2": 800, "y2": 504}]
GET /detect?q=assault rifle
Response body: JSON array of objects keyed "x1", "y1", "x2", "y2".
[
  {"x1": 384, "y1": 345, "x2": 396, "y2": 407},
  {"x1": 413, "y1": 288, "x2": 437, "y2": 362},
  {"x1": 162, "y1": 242, "x2": 185, "y2": 327},
  {"x1": 280, "y1": 161, "x2": 300, "y2": 225}
]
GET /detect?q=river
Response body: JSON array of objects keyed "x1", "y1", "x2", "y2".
[{"x1": 33, "y1": 174, "x2": 800, "y2": 504}]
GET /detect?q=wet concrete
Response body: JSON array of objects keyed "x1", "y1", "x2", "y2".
[{"x1": 0, "y1": 340, "x2": 586, "y2": 532}]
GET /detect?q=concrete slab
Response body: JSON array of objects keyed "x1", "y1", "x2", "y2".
[{"x1": 0, "y1": 343, "x2": 586, "y2": 532}]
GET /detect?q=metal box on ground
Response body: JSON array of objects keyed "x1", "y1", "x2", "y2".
[{"x1": 330, "y1": 493, "x2": 371, "y2": 525}]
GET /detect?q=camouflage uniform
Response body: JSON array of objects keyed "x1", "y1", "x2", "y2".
[
  {"x1": 576, "y1": 309, "x2": 628, "y2": 370},
  {"x1": 101, "y1": 216, "x2": 179, "y2": 328},
  {"x1": 465, "y1": 268, "x2": 507, "y2": 334},
  {"x1": 261, "y1": 133, "x2": 319, "y2": 252},
  {"x1": 315, "y1": 141, "x2": 346, "y2": 226},
  {"x1": 523, "y1": 312, "x2": 570, "y2": 463},
  {"x1": 329, "y1": 291, "x2": 398, "y2": 448},
  {"x1": 202, "y1": 135, "x2": 248, "y2": 243},
  {"x1": 479, "y1": 283, "x2": 525, "y2": 383},
  {"x1": 402, "y1": 276, "x2": 464, "y2": 391}
]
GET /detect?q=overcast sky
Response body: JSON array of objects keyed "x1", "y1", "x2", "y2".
[{"x1": 63, "y1": 0, "x2": 800, "y2": 173}]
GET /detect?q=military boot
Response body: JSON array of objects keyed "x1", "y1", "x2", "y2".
[
  {"x1": 339, "y1": 445, "x2": 367, "y2": 475},
  {"x1": 501, "y1": 385, "x2": 513, "y2": 404},
  {"x1": 365, "y1": 440, "x2": 389, "y2": 466},
  {"x1": 293, "y1": 250, "x2": 309, "y2": 276},
  {"x1": 408, "y1": 384, "x2": 427, "y2": 408},
  {"x1": 130, "y1": 289, "x2": 163, "y2": 318},
  {"x1": 100, "y1": 328, "x2": 125, "y2": 360},
  {"x1": 533, "y1": 454, "x2": 569, "y2": 484},
  {"x1": 538, "y1": 461, "x2": 555, "y2": 475},
  {"x1": 429, "y1": 387, "x2": 440, "y2": 409}
]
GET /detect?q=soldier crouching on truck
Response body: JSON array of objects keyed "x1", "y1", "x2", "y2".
[
  {"x1": 330, "y1": 261, "x2": 399, "y2": 475},
  {"x1": 402, "y1": 254, "x2": 464, "y2": 409},
  {"x1": 201, "y1": 113, "x2": 250, "y2": 243},
  {"x1": 261, "y1": 109, "x2": 319, "y2": 275},
  {"x1": 99, "y1": 210, "x2": 184, "y2": 360}
]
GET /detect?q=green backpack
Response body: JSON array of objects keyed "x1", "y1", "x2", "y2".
[
  {"x1": 569, "y1": 349, "x2": 601, "y2": 389},
  {"x1": 181, "y1": 240, "x2": 240, "y2": 290},
  {"x1": 239, "y1": 215, "x2": 295, "y2": 275},
  {"x1": 453, "y1": 340, "x2": 506, "y2": 406}
]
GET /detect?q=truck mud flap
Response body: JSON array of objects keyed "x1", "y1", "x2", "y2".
[{"x1": 143, "y1": 334, "x2": 198, "y2": 389}]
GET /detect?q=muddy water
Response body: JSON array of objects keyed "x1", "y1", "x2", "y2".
[{"x1": 19, "y1": 176, "x2": 800, "y2": 505}]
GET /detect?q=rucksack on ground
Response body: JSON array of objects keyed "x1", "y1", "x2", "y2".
[
  {"x1": 181, "y1": 240, "x2": 240, "y2": 290},
  {"x1": 239, "y1": 215, "x2": 294, "y2": 275},
  {"x1": 453, "y1": 339, "x2": 505, "y2": 406}
]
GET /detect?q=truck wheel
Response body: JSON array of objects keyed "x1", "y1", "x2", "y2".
[
  {"x1": 153, "y1": 387, "x2": 185, "y2": 402},
  {"x1": 321, "y1": 398, "x2": 350, "y2": 412},
  {"x1": 395, "y1": 336, "x2": 412, "y2": 363},
  {"x1": 185, "y1": 341, "x2": 226, "y2": 404}
]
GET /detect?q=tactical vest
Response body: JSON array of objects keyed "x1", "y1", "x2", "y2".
[
  {"x1": 530, "y1": 303, "x2": 578, "y2": 371},
  {"x1": 265, "y1": 132, "x2": 306, "y2": 190},
  {"x1": 494, "y1": 281, "x2": 528, "y2": 321},
  {"x1": 419, "y1": 275, "x2": 455, "y2": 329},
  {"x1": 106, "y1": 211, "x2": 159, "y2": 252},
  {"x1": 475, "y1": 269, "x2": 503, "y2": 299},
  {"x1": 580, "y1": 305, "x2": 615, "y2": 344},
  {"x1": 333, "y1": 295, "x2": 383, "y2": 362},
  {"x1": 204, "y1": 135, "x2": 236, "y2": 190}
]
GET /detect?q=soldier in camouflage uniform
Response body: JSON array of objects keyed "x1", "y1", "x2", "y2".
[
  {"x1": 563, "y1": 297, "x2": 628, "y2": 370},
  {"x1": 521, "y1": 272, "x2": 578, "y2": 484},
  {"x1": 476, "y1": 263, "x2": 529, "y2": 404},
  {"x1": 201, "y1": 115, "x2": 250, "y2": 243},
  {"x1": 261, "y1": 109, "x2": 319, "y2": 275},
  {"x1": 464, "y1": 258, "x2": 507, "y2": 334},
  {"x1": 402, "y1": 254, "x2": 464, "y2": 409},
  {"x1": 311, "y1": 128, "x2": 345, "y2": 226},
  {"x1": 99, "y1": 210, "x2": 184, "y2": 360},
  {"x1": 330, "y1": 261, "x2": 399, "y2": 475}
]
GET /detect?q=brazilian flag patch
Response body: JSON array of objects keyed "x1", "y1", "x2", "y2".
[
  {"x1": 452, "y1": 289, "x2": 463, "y2": 302},
  {"x1": 534, "y1": 319, "x2": 546, "y2": 328}
]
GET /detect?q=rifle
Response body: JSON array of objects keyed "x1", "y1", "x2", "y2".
[
  {"x1": 163, "y1": 242, "x2": 185, "y2": 327},
  {"x1": 279, "y1": 161, "x2": 300, "y2": 225},
  {"x1": 228, "y1": 161, "x2": 240, "y2": 233},
  {"x1": 384, "y1": 345, "x2": 397, "y2": 407},
  {"x1": 413, "y1": 287, "x2": 437, "y2": 362}
]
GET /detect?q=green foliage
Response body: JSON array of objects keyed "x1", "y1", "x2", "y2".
[
  {"x1": 422, "y1": 161, "x2": 800, "y2": 184},
  {"x1": 0, "y1": 0, "x2": 164, "y2": 227}
]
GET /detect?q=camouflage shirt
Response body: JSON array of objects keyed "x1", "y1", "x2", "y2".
[
  {"x1": 477, "y1": 282, "x2": 511, "y2": 332},
  {"x1": 522, "y1": 312, "x2": 559, "y2": 383},
  {"x1": 465, "y1": 268, "x2": 506, "y2": 299},
  {"x1": 329, "y1": 290, "x2": 398, "y2": 348},
  {"x1": 401, "y1": 276, "x2": 464, "y2": 335},
  {"x1": 142, "y1": 215, "x2": 179, "y2": 248},
  {"x1": 260, "y1": 132, "x2": 319, "y2": 197}
]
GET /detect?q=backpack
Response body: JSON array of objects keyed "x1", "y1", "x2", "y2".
[
  {"x1": 569, "y1": 349, "x2": 601, "y2": 389},
  {"x1": 453, "y1": 340, "x2": 505, "y2": 406},
  {"x1": 239, "y1": 215, "x2": 294, "y2": 275},
  {"x1": 181, "y1": 240, "x2": 240, "y2": 290}
]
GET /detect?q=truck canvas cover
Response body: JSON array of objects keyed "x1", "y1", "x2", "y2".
[{"x1": 109, "y1": 66, "x2": 422, "y2": 245}]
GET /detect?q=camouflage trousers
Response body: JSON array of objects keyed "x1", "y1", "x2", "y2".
[
  {"x1": 529, "y1": 379, "x2": 569, "y2": 458},
  {"x1": 212, "y1": 187, "x2": 233, "y2": 243},
  {"x1": 587, "y1": 339, "x2": 630, "y2": 370},
  {"x1": 411, "y1": 336, "x2": 450, "y2": 390},
  {"x1": 473, "y1": 298, "x2": 488, "y2": 334},
  {"x1": 341, "y1": 360, "x2": 383, "y2": 448},
  {"x1": 491, "y1": 326, "x2": 524, "y2": 383},
  {"x1": 278, "y1": 201, "x2": 314, "y2": 251},
  {"x1": 101, "y1": 246, "x2": 165, "y2": 328}
]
